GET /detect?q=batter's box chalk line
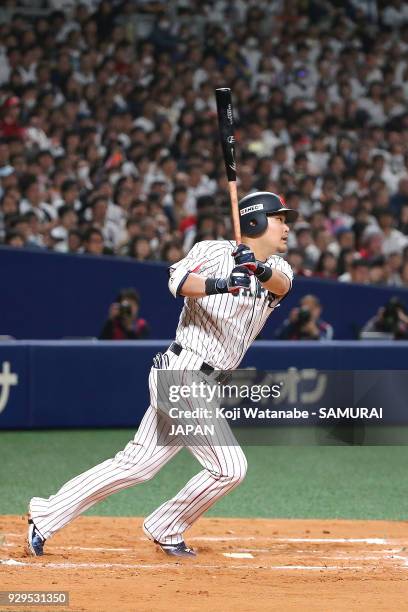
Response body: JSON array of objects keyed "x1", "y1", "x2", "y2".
[
  {"x1": 186, "y1": 536, "x2": 389, "y2": 544},
  {"x1": 0, "y1": 559, "x2": 366, "y2": 571},
  {"x1": 0, "y1": 533, "x2": 396, "y2": 545}
]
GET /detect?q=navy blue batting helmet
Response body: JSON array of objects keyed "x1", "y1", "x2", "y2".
[{"x1": 239, "y1": 191, "x2": 298, "y2": 238}]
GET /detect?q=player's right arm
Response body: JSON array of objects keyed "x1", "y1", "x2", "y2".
[
  {"x1": 168, "y1": 241, "x2": 250, "y2": 298},
  {"x1": 177, "y1": 273, "x2": 207, "y2": 298}
]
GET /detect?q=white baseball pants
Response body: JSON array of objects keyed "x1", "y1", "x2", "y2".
[{"x1": 29, "y1": 347, "x2": 247, "y2": 544}]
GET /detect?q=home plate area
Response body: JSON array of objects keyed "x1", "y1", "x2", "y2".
[{"x1": 1, "y1": 516, "x2": 408, "y2": 611}]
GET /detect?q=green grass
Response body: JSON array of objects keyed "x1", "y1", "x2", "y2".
[{"x1": 1, "y1": 429, "x2": 408, "y2": 520}]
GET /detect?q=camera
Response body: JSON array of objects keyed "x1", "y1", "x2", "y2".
[
  {"x1": 119, "y1": 300, "x2": 132, "y2": 318},
  {"x1": 381, "y1": 303, "x2": 399, "y2": 333},
  {"x1": 297, "y1": 307, "x2": 312, "y2": 326},
  {"x1": 379, "y1": 298, "x2": 405, "y2": 335}
]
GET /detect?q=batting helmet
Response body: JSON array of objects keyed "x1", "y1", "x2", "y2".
[{"x1": 239, "y1": 191, "x2": 298, "y2": 238}]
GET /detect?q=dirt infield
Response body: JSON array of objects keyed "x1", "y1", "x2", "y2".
[{"x1": 1, "y1": 516, "x2": 408, "y2": 611}]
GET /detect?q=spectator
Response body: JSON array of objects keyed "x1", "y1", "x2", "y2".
[
  {"x1": 275, "y1": 294, "x2": 334, "y2": 340},
  {"x1": 389, "y1": 178, "x2": 408, "y2": 217},
  {"x1": 339, "y1": 256, "x2": 370, "y2": 284},
  {"x1": 368, "y1": 255, "x2": 389, "y2": 286},
  {"x1": 314, "y1": 251, "x2": 338, "y2": 279},
  {"x1": 376, "y1": 209, "x2": 408, "y2": 256},
  {"x1": 20, "y1": 178, "x2": 56, "y2": 224},
  {"x1": 52, "y1": 205, "x2": 78, "y2": 252},
  {"x1": 83, "y1": 227, "x2": 105, "y2": 256},
  {"x1": 382, "y1": 1, "x2": 408, "y2": 28},
  {"x1": 67, "y1": 229, "x2": 82, "y2": 253},
  {"x1": 23, "y1": 211, "x2": 45, "y2": 247},
  {"x1": 4, "y1": 230, "x2": 25, "y2": 247},
  {"x1": 161, "y1": 241, "x2": 183, "y2": 263},
  {"x1": 360, "y1": 227, "x2": 384, "y2": 260},
  {"x1": 294, "y1": 224, "x2": 319, "y2": 269},
  {"x1": 99, "y1": 288, "x2": 149, "y2": 340},
  {"x1": 0, "y1": 0, "x2": 405, "y2": 290},
  {"x1": 89, "y1": 195, "x2": 120, "y2": 249},
  {"x1": 0, "y1": 97, "x2": 25, "y2": 139},
  {"x1": 400, "y1": 261, "x2": 408, "y2": 288},
  {"x1": 286, "y1": 248, "x2": 310, "y2": 277},
  {"x1": 128, "y1": 236, "x2": 152, "y2": 261},
  {"x1": 60, "y1": 180, "x2": 82, "y2": 211}
]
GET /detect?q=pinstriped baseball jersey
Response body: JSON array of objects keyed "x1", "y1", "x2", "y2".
[
  {"x1": 28, "y1": 239, "x2": 292, "y2": 550},
  {"x1": 168, "y1": 240, "x2": 294, "y2": 370}
]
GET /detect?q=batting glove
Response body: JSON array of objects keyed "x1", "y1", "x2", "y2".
[
  {"x1": 227, "y1": 265, "x2": 252, "y2": 294},
  {"x1": 232, "y1": 244, "x2": 273, "y2": 283},
  {"x1": 205, "y1": 266, "x2": 252, "y2": 295},
  {"x1": 232, "y1": 243, "x2": 257, "y2": 273}
]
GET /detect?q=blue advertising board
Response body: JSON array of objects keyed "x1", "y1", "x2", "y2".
[
  {"x1": 1, "y1": 246, "x2": 408, "y2": 340},
  {"x1": 0, "y1": 341, "x2": 407, "y2": 430}
]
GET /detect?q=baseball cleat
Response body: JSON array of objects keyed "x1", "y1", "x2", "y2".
[
  {"x1": 27, "y1": 519, "x2": 45, "y2": 556},
  {"x1": 142, "y1": 522, "x2": 196, "y2": 557},
  {"x1": 155, "y1": 540, "x2": 197, "y2": 558}
]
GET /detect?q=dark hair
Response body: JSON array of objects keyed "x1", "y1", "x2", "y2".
[
  {"x1": 173, "y1": 185, "x2": 187, "y2": 196},
  {"x1": 117, "y1": 288, "x2": 140, "y2": 305},
  {"x1": 21, "y1": 175, "x2": 37, "y2": 195},
  {"x1": 84, "y1": 227, "x2": 103, "y2": 242},
  {"x1": 58, "y1": 204, "x2": 75, "y2": 219},
  {"x1": 315, "y1": 250, "x2": 336, "y2": 273},
  {"x1": 351, "y1": 257, "x2": 369, "y2": 269},
  {"x1": 126, "y1": 217, "x2": 139, "y2": 228},
  {"x1": 68, "y1": 229, "x2": 82, "y2": 240},
  {"x1": 6, "y1": 214, "x2": 26, "y2": 229},
  {"x1": 4, "y1": 230, "x2": 24, "y2": 244},
  {"x1": 128, "y1": 235, "x2": 151, "y2": 258},
  {"x1": 61, "y1": 179, "x2": 77, "y2": 193},
  {"x1": 337, "y1": 247, "x2": 353, "y2": 276},
  {"x1": 92, "y1": 195, "x2": 108, "y2": 207},
  {"x1": 161, "y1": 240, "x2": 182, "y2": 261},
  {"x1": 287, "y1": 247, "x2": 303, "y2": 258},
  {"x1": 36, "y1": 149, "x2": 52, "y2": 160},
  {"x1": 22, "y1": 211, "x2": 36, "y2": 222},
  {"x1": 196, "y1": 195, "x2": 214, "y2": 210}
]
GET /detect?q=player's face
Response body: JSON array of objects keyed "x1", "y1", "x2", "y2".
[{"x1": 266, "y1": 214, "x2": 290, "y2": 253}]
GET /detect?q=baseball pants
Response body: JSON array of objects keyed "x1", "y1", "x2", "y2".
[{"x1": 29, "y1": 347, "x2": 247, "y2": 544}]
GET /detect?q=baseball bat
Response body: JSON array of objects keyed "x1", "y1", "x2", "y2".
[{"x1": 215, "y1": 87, "x2": 241, "y2": 244}]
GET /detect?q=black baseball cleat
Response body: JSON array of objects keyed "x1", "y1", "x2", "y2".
[
  {"x1": 154, "y1": 539, "x2": 197, "y2": 558},
  {"x1": 27, "y1": 519, "x2": 46, "y2": 556}
]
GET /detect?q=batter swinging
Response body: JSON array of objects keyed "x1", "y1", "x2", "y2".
[{"x1": 27, "y1": 192, "x2": 298, "y2": 558}]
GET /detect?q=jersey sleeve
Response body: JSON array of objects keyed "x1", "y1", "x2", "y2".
[
  {"x1": 168, "y1": 241, "x2": 224, "y2": 298},
  {"x1": 267, "y1": 255, "x2": 294, "y2": 291}
]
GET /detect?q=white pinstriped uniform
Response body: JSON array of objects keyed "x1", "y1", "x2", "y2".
[
  {"x1": 170, "y1": 241, "x2": 293, "y2": 369},
  {"x1": 29, "y1": 240, "x2": 293, "y2": 546}
]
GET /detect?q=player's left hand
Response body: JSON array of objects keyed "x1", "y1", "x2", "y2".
[
  {"x1": 227, "y1": 265, "x2": 252, "y2": 295},
  {"x1": 232, "y1": 243, "x2": 257, "y2": 273}
]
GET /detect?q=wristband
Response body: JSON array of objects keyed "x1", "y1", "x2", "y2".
[
  {"x1": 205, "y1": 277, "x2": 228, "y2": 295},
  {"x1": 254, "y1": 263, "x2": 273, "y2": 283}
]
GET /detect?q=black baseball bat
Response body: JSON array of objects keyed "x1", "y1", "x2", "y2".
[{"x1": 215, "y1": 87, "x2": 241, "y2": 243}]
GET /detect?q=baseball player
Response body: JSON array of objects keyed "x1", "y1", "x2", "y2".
[{"x1": 27, "y1": 192, "x2": 298, "y2": 558}]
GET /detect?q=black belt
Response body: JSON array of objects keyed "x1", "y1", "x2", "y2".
[{"x1": 169, "y1": 342, "x2": 230, "y2": 382}]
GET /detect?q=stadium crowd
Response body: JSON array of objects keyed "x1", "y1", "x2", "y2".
[{"x1": 1, "y1": 0, "x2": 408, "y2": 287}]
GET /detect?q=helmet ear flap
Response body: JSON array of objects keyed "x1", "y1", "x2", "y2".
[{"x1": 244, "y1": 213, "x2": 268, "y2": 237}]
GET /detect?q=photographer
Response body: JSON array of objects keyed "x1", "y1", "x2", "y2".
[
  {"x1": 360, "y1": 297, "x2": 408, "y2": 340},
  {"x1": 275, "y1": 294, "x2": 334, "y2": 340},
  {"x1": 99, "y1": 288, "x2": 149, "y2": 340}
]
